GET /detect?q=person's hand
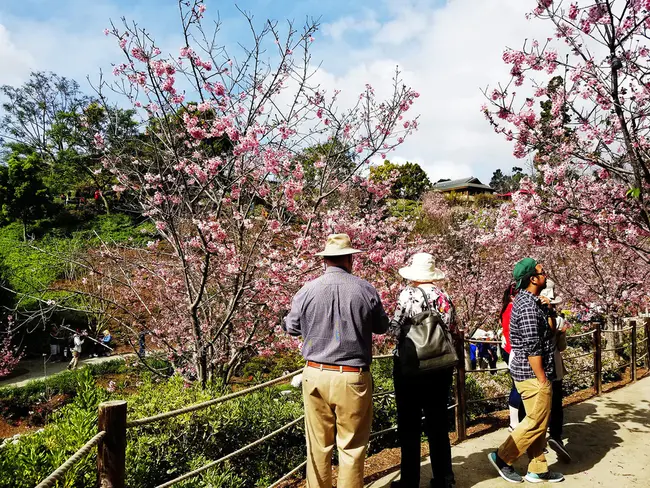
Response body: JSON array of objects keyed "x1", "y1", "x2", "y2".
[{"x1": 539, "y1": 296, "x2": 551, "y2": 305}]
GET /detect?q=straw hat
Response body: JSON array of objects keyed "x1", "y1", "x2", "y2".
[
  {"x1": 540, "y1": 279, "x2": 562, "y2": 305},
  {"x1": 398, "y1": 253, "x2": 446, "y2": 282},
  {"x1": 315, "y1": 233, "x2": 363, "y2": 257}
]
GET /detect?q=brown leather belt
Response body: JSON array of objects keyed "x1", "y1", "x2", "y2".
[{"x1": 307, "y1": 360, "x2": 369, "y2": 372}]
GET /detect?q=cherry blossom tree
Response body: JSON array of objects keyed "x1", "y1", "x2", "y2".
[
  {"x1": 55, "y1": 0, "x2": 421, "y2": 385},
  {"x1": 484, "y1": 0, "x2": 650, "y2": 263},
  {"x1": 420, "y1": 192, "x2": 528, "y2": 334},
  {"x1": 0, "y1": 318, "x2": 21, "y2": 378}
]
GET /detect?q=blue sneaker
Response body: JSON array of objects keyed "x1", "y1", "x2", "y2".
[
  {"x1": 524, "y1": 471, "x2": 564, "y2": 483},
  {"x1": 487, "y1": 452, "x2": 523, "y2": 483}
]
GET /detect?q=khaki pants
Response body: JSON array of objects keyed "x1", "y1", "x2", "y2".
[
  {"x1": 497, "y1": 378, "x2": 552, "y2": 474},
  {"x1": 68, "y1": 351, "x2": 80, "y2": 370},
  {"x1": 302, "y1": 366, "x2": 373, "y2": 488}
]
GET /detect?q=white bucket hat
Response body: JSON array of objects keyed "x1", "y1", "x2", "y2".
[
  {"x1": 315, "y1": 233, "x2": 363, "y2": 257},
  {"x1": 398, "y1": 253, "x2": 446, "y2": 282},
  {"x1": 540, "y1": 278, "x2": 563, "y2": 305}
]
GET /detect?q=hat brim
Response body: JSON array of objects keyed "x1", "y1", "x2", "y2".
[
  {"x1": 398, "y1": 266, "x2": 446, "y2": 282},
  {"x1": 315, "y1": 248, "x2": 364, "y2": 257}
]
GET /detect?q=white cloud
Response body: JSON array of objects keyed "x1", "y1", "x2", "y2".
[
  {"x1": 0, "y1": 1, "x2": 183, "y2": 95},
  {"x1": 1, "y1": 0, "x2": 553, "y2": 186},
  {"x1": 0, "y1": 24, "x2": 35, "y2": 85},
  {"x1": 318, "y1": 0, "x2": 552, "y2": 184},
  {"x1": 322, "y1": 14, "x2": 380, "y2": 41}
]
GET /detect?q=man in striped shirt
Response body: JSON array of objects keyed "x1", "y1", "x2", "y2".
[
  {"x1": 488, "y1": 258, "x2": 564, "y2": 484},
  {"x1": 284, "y1": 234, "x2": 389, "y2": 488}
]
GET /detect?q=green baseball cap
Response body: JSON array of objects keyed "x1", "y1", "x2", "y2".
[{"x1": 513, "y1": 257, "x2": 538, "y2": 289}]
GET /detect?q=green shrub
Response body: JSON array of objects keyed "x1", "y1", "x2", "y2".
[
  {"x1": 122, "y1": 374, "x2": 304, "y2": 487},
  {"x1": 0, "y1": 359, "x2": 126, "y2": 420},
  {"x1": 1, "y1": 369, "x2": 306, "y2": 488},
  {"x1": 240, "y1": 350, "x2": 304, "y2": 380},
  {"x1": 0, "y1": 369, "x2": 105, "y2": 488}
]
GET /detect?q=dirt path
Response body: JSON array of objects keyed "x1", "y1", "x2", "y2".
[{"x1": 368, "y1": 376, "x2": 650, "y2": 487}]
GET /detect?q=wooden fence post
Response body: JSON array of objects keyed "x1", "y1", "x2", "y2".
[
  {"x1": 454, "y1": 331, "x2": 467, "y2": 442},
  {"x1": 98, "y1": 400, "x2": 127, "y2": 488},
  {"x1": 645, "y1": 319, "x2": 650, "y2": 370},
  {"x1": 631, "y1": 321, "x2": 637, "y2": 382},
  {"x1": 643, "y1": 318, "x2": 650, "y2": 369},
  {"x1": 594, "y1": 319, "x2": 602, "y2": 396}
]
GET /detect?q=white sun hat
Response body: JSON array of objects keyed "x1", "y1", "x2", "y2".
[
  {"x1": 314, "y1": 233, "x2": 363, "y2": 257},
  {"x1": 398, "y1": 252, "x2": 446, "y2": 282},
  {"x1": 540, "y1": 278, "x2": 563, "y2": 305}
]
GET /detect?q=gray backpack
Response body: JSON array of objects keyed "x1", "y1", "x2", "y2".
[{"x1": 397, "y1": 287, "x2": 458, "y2": 375}]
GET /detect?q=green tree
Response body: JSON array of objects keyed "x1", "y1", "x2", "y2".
[
  {"x1": 0, "y1": 72, "x2": 138, "y2": 214},
  {"x1": 370, "y1": 160, "x2": 432, "y2": 200},
  {"x1": 296, "y1": 139, "x2": 357, "y2": 189},
  {"x1": 489, "y1": 166, "x2": 525, "y2": 193},
  {"x1": 1, "y1": 148, "x2": 53, "y2": 241},
  {"x1": 44, "y1": 102, "x2": 138, "y2": 213}
]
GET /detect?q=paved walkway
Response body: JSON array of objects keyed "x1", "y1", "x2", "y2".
[
  {"x1": 368, "y1": 377, "x2": 650, "y2": 487},
  {"x1": 0, "y1": 355, "x2": 128, "y2": 388}
]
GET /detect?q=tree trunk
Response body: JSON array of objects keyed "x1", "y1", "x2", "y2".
[{"x1": 100, "y1": 193, "x2": 111, "y2": 215}]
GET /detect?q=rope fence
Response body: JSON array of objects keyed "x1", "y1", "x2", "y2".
[
  {"x1": 466, "y1": 366, "x2": 510, "y2": 374},
  {"x1": 34, "y1": 431, "x2": 106, "y2": 488},
  {"x1": 564, "y1": 351, "x2": 594, "y2": 361},
  {"x1": 465, "y1": 338, "x2": 501, "y2": 345},
  {"x1": 567, "y1": 329, "x2": 596, "y2": 339},
  {"x1": 267, "y1": 461, "x2": 307, "y2": 488},
  {"x1": 603, "y1": 326, "x2": 634, "y2": 333},
  {"x1": 31, "y1": 318, "x2": 649, "y2": 488},
  {"x1": 156, "y1": 416, "x2": 305, "y2": 488},
  {"x1": 126, "y1": 368, "x2": 303, "y2": 428}
]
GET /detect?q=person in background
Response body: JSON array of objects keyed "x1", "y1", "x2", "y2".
[
  {"x1": 540, "y1": 279, "x2": 571, "y2": 463},
  {"x1": 488, "y1": 258, "x2": 563, "y2": 484},
  {"x1": 283, "y1": 233, "x2": 389, "y2": 488},
  {"x1": 67, "y1": 329, "x2": 86, "y2": 370},
  {"x1": 138, "y1": 330, "x2": 147, "y2": 357},
  {"x1": 100, "y1": 329, "x2": 112, "y2": 356},
  {"x1": 472, "y1": 327, "x2": 488, "y2": 369},
  {"x1": 501, "y1": 284, "x2": 526, "y2": 431},
  {"x1": 469, "y1": 342, "x2": 478, "y2": 370},
  {"x1": 92, "y1": 329, "x2": 112, "y2": 357},
  {"x1": 484, "y1": 331, "x2": 499, "y2": 373},
  {"x1": 389, "y1": 253, "x2": 457, "y2": 488},
  {"x1": 49, "y1": 326, "x2": 63, "y2": 362}
]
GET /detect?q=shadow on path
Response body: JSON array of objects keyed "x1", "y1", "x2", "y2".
[{"x1": 369, "y1": 378, "x2": 650, "y2": 487}]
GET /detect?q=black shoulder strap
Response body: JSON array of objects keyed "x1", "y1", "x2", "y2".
[{"x1": 415, "y1": 286, "x2": 431, "y2": 311}]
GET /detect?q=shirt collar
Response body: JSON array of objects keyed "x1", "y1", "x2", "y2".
[
  {"x1": 325, "y1": 266, "x2": 349, "y2": 274},
  {"x1": 519, "y1": 289, "x2": 541, "y2": 304}
]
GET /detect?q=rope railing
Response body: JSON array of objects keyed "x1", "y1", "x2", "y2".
[
  {"x1": 156, "y1": 416, "x2": 305, "y2": 488},
  {"x1": 466, "y1": 366, "x2": 509, "y2": 374},
  {"x1": 603, "y1": 326, "x2": 635, "y2": 333},
  {"x1": 564, "y1": 351, "x2": 594, "y2": 361},
  {"x1": 33, "y1": 319, "x2": 649, "y2": 488},
  {"x1": 465, "y1": 338, "x2": 501, "y2": 345},
  {"x1": 267, "y1": 461, "x2": 308, "y2": 488},
  {"x1": 152, "y1": 356, "x2": 398, "y2": 487},
  {"x1": 127, "y1": 368, "x2": 304, "y2": 428},
  {"x1": 567, "y1": 329, "x2": 596, "y2": 339},
  {"x1": 34, "y1": 431, "x2": 106, "y2": 488},
  {"x1": 467, "y1": 394, "x2": 508, "y2": 405},
  {"x1": 373, "y1": 390, "x2": 395, "y2": 399}
]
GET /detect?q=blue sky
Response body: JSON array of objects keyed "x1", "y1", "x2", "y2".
[{"x1": 0, "y1": 0, "x2": 550, "y2": 183}]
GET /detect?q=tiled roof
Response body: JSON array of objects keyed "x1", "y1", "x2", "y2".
[{"x1": 432, "y1": 177, "x2": 494, "y2": 192}]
